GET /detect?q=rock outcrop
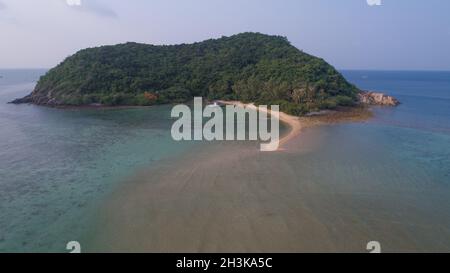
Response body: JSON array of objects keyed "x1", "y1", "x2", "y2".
[
  {"x1": 9, "y1": 93, "x2": 62, "y2": 106},
  {"x1": 9, "y1": 95, "x2": 32, "y2": 104},
  {"x1": 358, "y1": 91, "x2": 400, "y2": 106}
]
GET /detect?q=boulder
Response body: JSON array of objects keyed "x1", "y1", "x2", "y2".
[{"x1": 358, "y1": 91, "x2": 400, "y2": 106}]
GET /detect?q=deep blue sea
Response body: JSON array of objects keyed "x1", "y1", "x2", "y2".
[
  {"x1": 342, "y1": 70, "x2": 450, "y2": 190},
  {"x1": 0, "y1": 69, "x2": 449, "y2": 252}
]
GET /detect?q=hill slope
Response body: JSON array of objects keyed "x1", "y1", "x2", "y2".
[{"x1": 12, "y1": 33, "x2": 359, "y2": 115}]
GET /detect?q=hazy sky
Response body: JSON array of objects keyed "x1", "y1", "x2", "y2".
[{"x1": 0, "y1": 0, "x2": 449, "y2": 70}]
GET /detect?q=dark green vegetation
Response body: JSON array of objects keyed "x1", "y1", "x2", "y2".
[{"x1": 12, "y1": 33, "x2": 359, "y2": 115}]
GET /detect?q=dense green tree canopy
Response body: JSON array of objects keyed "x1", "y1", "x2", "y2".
[{"x1": 15, "y1": 32, "x2": 359, "y2": 115}]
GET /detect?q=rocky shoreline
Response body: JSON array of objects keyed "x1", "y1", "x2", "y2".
[
  {"x1": 9, "y1": 90, "x2": 400, "y2": 111},
  {"x1": 358, "y1": 91, "x2": 400, "y2": 106}
]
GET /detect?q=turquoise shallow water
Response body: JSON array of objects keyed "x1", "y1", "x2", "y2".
[
  {"x1": 0, "y1": 70, "x2": 195, "y2": 252},
  {"x1": 0, "y1": 69, "x2": 449, "y2": 252}
]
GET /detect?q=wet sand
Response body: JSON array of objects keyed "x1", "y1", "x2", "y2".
[
  {"x1": 87, "y1": 139, "x2": 344, "y2": 252},
  {"x1": 216, "y1": 100, "x2": 303, "y2": 150},
  {"x1": 85, "y1": 106, "x2": 450, "y2": 252}
]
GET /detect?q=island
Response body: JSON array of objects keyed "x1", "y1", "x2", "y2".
[{"x1": 10, "y1": 32, "x2": 398, "y2": 115}]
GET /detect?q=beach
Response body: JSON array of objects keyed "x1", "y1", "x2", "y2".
[
  {"x1": 216, "y1": 100, "x2": 303, "y2": 150},
  {"x1": 84, "y1": 102, "x2": 450, "y2": 253},
  {"x1": 216, "y1": 101, "x2": 374, "y2": 150},
  {"x1": 2, "y1": 0, "x2": 450, "y2": 255},
  {"x1": 1, "y1": 71, "x2": 441, "y2": 253},
  {"x1": 84, "y1": 105, "x2": 362, "y2": 252}
]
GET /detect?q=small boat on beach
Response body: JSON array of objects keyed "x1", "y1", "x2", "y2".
[{"x1": 206, "y1": 101, "x2": 223, "y2": 107}]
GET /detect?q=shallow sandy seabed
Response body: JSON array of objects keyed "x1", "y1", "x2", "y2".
[{"x1": 85, "y1": 107, "x2": 450, "y2": 252}]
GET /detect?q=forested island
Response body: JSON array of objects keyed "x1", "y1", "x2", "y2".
[{"x1": 11, "y1": 33, "x2": 395, "y2": 115}]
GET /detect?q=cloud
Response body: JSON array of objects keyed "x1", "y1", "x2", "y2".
[
  {"x1": 0, "y1": 1, "x2": 7, "y2": 10},
  {"x1": 65, "y1": 0, "x2": 118, "y2": 18}
]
